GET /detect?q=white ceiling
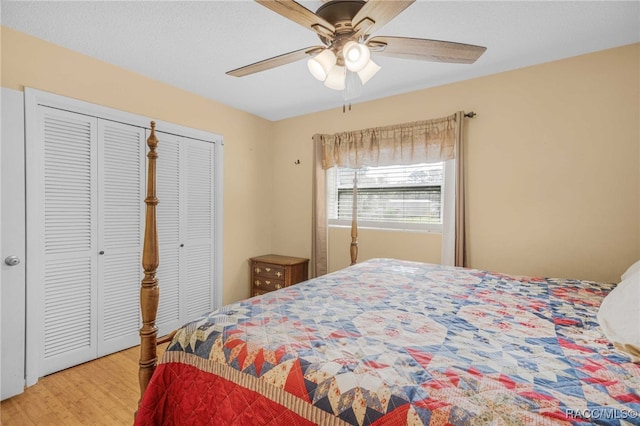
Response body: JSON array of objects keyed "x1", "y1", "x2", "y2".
[{"x1": 2, "y1": 1, "x2": 639, "y2": 121}]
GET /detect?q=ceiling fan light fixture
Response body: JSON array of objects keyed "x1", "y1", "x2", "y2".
[
  {"x1": 307, "y1": 48, "x2": 336, "y2": 81},
  {"x1": 343, "y1": 41, "x2": 370, "y2": 72},
  {"x1": 357, "y1": 59, "x2": 381, "y2": 85},
  {"x1": 324, "y1": 65, "x2": 346, "y2": 90}
]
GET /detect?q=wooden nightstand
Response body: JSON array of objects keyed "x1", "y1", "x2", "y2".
[{"x1": 250, "y1": 254, "x2": 309, "y2": 297}]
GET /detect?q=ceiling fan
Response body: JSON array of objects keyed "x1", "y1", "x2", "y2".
[{"x1": 227, "y1": 0, "x2": 486, "y2": 95}]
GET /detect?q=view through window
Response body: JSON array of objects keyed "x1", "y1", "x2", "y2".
[{"x1": 327, "y1": 162, "x2": 444, "y2": 232}]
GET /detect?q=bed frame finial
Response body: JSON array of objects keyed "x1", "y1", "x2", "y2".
[{"x1": 138, "y1": 121, "x2": 160, "y2": 407}]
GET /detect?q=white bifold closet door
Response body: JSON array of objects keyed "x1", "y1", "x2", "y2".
[
  {"x1": 97, "y1": 120, "x2": 145, "y2": 356},
  {"x1": 28, "y1": 106, "x2": 144, "y2": 377},
  {"x1": 155, "y1": 132, "x2": 215, "y2": 337}
]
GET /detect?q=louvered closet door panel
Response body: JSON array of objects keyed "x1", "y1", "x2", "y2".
[
  {"x1": 155, "y1": 134, "x2": 182, "y2": 336},
  {"x1": 38, "y1": 107, "x2": 98, "y2": 376},
  {"x1": 183, "y1": 138, "x2": 215, "y2": 319},
  {"x1": 97, "y1": 121, "x2": 145, "y2": 356}
]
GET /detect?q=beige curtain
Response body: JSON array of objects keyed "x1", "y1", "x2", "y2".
[
  {"x1": 454, "y1": 111, "x2": 466, "y2": 267},
  {"x1": 321, "y1": 115, "x2": 457, "y2": 170},
  {"x1": 311, "y1": 135, "x2": 328, "y2": 277},
  {"x1": 312, "y1": 113, "x2": 467, "y2": 276}
]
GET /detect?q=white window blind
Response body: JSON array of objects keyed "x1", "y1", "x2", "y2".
[{"x1": 327, "y1": 162, "x2": 444, "y2": 232}]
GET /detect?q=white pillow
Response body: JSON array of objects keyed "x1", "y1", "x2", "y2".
[
  {"x1": 621, "y1": 259, "x2": 640, "y2": 281},
  {"x1": 597, "y1": 271, "x2": 640, "y2": 361}
]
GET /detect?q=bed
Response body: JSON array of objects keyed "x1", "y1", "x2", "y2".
[
  {"x1": 135, "y1": 124, "x2": 639, "y2": 425},
  {"x1": 135, "y1": 257, "x2": 640, "y2": 425}
]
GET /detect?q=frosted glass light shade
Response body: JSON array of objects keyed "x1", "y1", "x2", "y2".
[
  {"x1": 307, "y1": 49, "x2": 336, "y2": 81},
  {"x1": 357, "y1": 59, "x2": 381, "y2": 85},
  {"x1": 343, "y1": 41, "x2": 370, "y2": 72},
  {"x1": 324, "y1": 65, "x2": 346, "y2": 90}
]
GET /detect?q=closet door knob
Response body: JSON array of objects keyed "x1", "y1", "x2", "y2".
[
  {"x1": 99, "y1": 251, "x2": 105, "y2": 255},
  {"x1": 4, "y1": 255, "x2": 20, "y2": 266}
]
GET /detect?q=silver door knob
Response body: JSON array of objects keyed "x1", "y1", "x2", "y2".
[{"x1": 4, "y1": 256, "x2": 20, "y2": 266}]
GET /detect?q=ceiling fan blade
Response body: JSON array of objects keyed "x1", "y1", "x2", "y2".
[
  {"x1": 368, "y1": 36, "x2": 486, "y2": 64},
  {"x1": 352, "y1": 1, "x2": 414, "y2": 36},
  {"x1": 226, "y1": 46, "x2": 324, "y2": 77},
  {"x1": 256, "y1": 0, "x2": 336, "y2": 40}
]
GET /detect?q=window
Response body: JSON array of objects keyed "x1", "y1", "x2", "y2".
[{"x1": 327, "y1": 162, "x2": 444, "y2": 232}]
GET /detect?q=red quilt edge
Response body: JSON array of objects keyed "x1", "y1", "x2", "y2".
[{"x1": 135, "y1": 362, "x2": 317, "y2": 426}]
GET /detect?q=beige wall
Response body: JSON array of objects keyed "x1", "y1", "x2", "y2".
[
  {"x1": 1, "y1": 27, "x2": 272, "y2": 304},
  {"x1": 272, "y1": 43, "x2": 640, "y2": 283},
  {"x1": 3, "y1": 25, "x2": 638, "y2": 297},
  {"x1": 327, "y1": 228, "x2": 441, "y2": 272}
]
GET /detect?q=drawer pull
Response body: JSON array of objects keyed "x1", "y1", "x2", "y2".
[
  {"x1": 255, "y1": 267, "x2": 261, "y2": 274},
  {"x1": 255, "y1": 280, "x2": 261, "y2": 287},
  {"x1": 276, "y1": 271, "x2": 282, "y2": 277},
  {"x1": 275, "y1": 283, "x2": 282, "y2": 289},
  {"x1": 265, "y1": 267, "x2": 271, "y2": 272}
]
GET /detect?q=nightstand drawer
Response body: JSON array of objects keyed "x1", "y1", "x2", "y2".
[
  {"x1": 249, "y1": 254, "x2": 309, "y2": 297},
  {"x1": 252, "y1": 289, "x2": 270, "y2": 297},
  {"x1": 253, "y1": 277, "x2": 285, "y2": 292},
  {"x1": 252, "y1": 262, "x2": 285, "y2": 280}
]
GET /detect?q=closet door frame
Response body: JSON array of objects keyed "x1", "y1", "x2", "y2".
[
  {"x1": 1, "y1": 88, "x2": 27, "y2": 400},
  {"x1": 24, "y1": 88, "x2": 223, "y2": 387}
]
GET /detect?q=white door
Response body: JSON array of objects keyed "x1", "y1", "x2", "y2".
[
  {"x1": 27, "y1": 107, "x2": 99, "y2": 377},
  {"x1": 183, "y1": 138, "x2": 215, "y2": 319},
  {"x1": 27, "y1": 108, "x2": 148, "y2": 375},
  {"x1": 155, "y1": 134, "x2": 182, "y2": 337},
  {"x1": 96, "y1": 120, "x2": 145, "y2": 356},
  {"x1": 1, "y1": 88, "x2": 26, "y2": 400},
  {"x1": 154, "y1": 133, "x2": 215, "y2": 333},
  {"x1": 21, "y1": 88, "x2": 223, "y2": 382}
]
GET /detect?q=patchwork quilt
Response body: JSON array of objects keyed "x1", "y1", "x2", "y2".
[{"x1": 135, "y1": 258, "x2": 640, "y2": 425}]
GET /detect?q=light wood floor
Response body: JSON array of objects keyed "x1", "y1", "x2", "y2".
[{"x1": 0, "y1": 344, "x2": 167, "y2": 425}]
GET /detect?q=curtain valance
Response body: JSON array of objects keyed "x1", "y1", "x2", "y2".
[{"x1": 315, "y1": 113, "x2": 457, "y2": 170}]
